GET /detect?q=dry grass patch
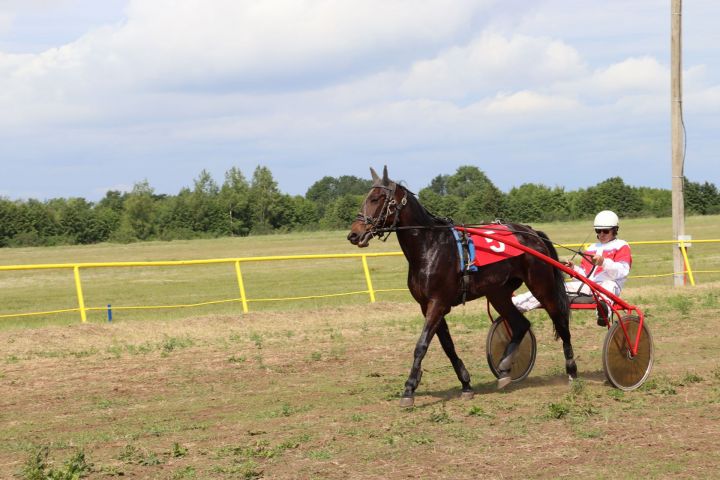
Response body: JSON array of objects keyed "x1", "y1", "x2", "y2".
[{"x1": 2, "y1": 286, "x2": 720, "y2": 479}]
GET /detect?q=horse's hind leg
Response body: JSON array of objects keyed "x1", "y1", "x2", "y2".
[
  {"x1": 400, "y1": 300, "x2": 449, "y2": 407},
  {"x1": 436, "y1": 317, "x2": 473, "y2": 399},
  {"x1": 545, "y1": 303, "x2": 576, "y2": 381},
  {"x1": 487, "y1": 290, "x2": 531, "y2": 389},
  {"x1": 530, "y1": 285, "x2": 576, "y2": 382}
]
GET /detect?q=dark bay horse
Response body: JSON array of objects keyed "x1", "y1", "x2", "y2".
[{"x1": 347, "y1": 167, "x2": 574, "y2": 407}]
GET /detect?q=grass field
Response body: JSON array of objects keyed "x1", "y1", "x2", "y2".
[
  {"x1": 1, "y1": 216, "x2": 720, "y2": 478},
  {"x1": 1, "y1": 215, "x2": 719, "y2": 328}
]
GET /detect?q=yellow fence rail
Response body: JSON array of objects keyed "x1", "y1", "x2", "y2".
[
  {"x1": 1, "y1": 239, "x2": 718, "y2": 323},
  {"x1": 0, "y1": 253, "x2": 400, "y2": 322}
]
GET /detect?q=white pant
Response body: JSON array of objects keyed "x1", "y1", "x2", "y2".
[{"x1": 512, "y1": 280, "x2": 621, "y2": 313}]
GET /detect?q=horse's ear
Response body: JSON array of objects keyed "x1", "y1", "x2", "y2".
[
  {"x1": 382, "y1": 165, "x2": 389, "y2": 186},
  {"x1": 370, "y1": 167, "x2": 380, "y2": 183}
]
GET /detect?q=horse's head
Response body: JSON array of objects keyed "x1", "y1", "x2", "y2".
[{"x1": 347, "y1": 166, "x2": 406, "y2": 248}]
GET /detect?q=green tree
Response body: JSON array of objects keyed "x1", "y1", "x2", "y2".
[
  {"x1": 286, "y1": 195, "x2": 320, "y2": 230},
  {"x1": 419, "y1": 166, "x2": 505, "y2": 223},
  {"x1": 418, "y1": 189, "x2": 447, "y2": 217},
  {"x1": 306, "y1": 175, "x2": 372, "y2": 217},
  {"x1": 321, "y1": 194, "x2": 364, "y2": 229},
  {"x1": 566, "y1": 188, "x2": 595, "y2": 220},
  {"x1": 13, "y1": 199, "x2": 61, "y2": 245},
  {"x1": 0, "y1": 198, "x2": 19, "y2": 246},
  {"x1": 93, "y1": 205, "x2": 122, "y2": 241},
  {"x1": 94, "y1": 191, "x2": 125, "y2": 240},
  {"x1": 189, "y1": 169, "x2": 225, "y2": 234},
  {"x1": 155, "y1": 188, "x2": 196, "y2": 240},
  {"x1": 97, "y1": 190, "x2": 126, "y2": 212},
  {"x1": 220, "y1": 167, "x2": 252, "y2": 236},
  {"x1": 589, "y1": 177, "x2": 644, "y2": 218},
  {"x1": 506, "y1": 184, "x2": 568, "y2": 223},
  {"x1": 445, "y1": 166, "x2": 495, "y2": 199},
  {"x1": 684, "y1": 178, "x2": 720, "y2": 215},
  {"x1": 701, "y1": 181, "x2": 720, "y2": 214},
  {"x1": 458, "y1": 187, "x2": 506, "y2": 223},
  {"x1": 636, "y1": 187, "x2": 671, "y2": 217},
  {"x1": 123, "y1": 180, "x2": 157, "y2": 240},
  {"x1": 248, "y1": 166, "x2": 281, "y2": 233},
  {"x1": 426, "y1": 174, "x2": 450, "y2": 195},
  {"x1": 56, "y1": 197, "x2": 110, "y2": 244}
]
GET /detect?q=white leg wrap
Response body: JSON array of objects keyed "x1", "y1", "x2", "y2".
[
  {"x1": 566, "y1": 280, "x2": 621, "y2": 306},
  {"x1": 512, "y1": 281, "x2": 622, "y2": 314},
  {"x1": 512, "y1": 291, "x2": 542, "y2": 313}
]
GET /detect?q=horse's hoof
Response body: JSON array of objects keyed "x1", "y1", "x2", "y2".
[
  {"x1": 497, "y1": 376, "x2": 512, "y2": 390},
  {"x1": 498, "y1": 357, "x2": 513, "y2": 372},
  {"x1": 460, "y1": 390, "x2": 475, "y2": 400},
  {"x1": 399, "y1": 396, "x2": 415, "y2": 408}
]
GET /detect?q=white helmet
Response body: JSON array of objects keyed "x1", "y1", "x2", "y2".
[{"x1": 594, "y1": 210, "x2": 619, "y2": 228}]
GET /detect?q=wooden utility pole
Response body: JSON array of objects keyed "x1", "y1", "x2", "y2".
[{"x1": 671, "y1": 0, "x2": 685, "y2": 287}]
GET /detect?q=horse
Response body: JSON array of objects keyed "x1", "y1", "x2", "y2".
[{"x1": 347, "y1": 166, "x2": 574, "y2": 407}]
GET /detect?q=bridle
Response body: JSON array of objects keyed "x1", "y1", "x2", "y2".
[
  {"x1": 355, "y1": 183, "x2": 408, "y2": 241},
  {"x1": 355, "y1": 186, "x2": 603, "y2": 257}
]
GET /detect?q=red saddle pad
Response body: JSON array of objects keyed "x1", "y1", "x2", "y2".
[{"x1": 456, "y1": 225, "x2": 525, "y2": 267}]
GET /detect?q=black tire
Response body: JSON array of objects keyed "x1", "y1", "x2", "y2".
[
  {"x1": 486, "y1": 317, "x2": 537, "y2": 383},
  {"x1": 602, "y1": 315, "x2": 654, "y2": 391}
]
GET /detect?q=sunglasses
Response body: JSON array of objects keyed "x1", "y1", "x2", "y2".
[{"x1": 595, "y1": 228, "x2": 613, "y2": 234}]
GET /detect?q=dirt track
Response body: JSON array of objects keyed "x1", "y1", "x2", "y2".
[{"x1": 2, "y1": 290, "x2": 720, "y2": 479}]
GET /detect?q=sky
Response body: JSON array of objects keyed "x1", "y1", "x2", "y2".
[{"x1": 0, "y1": 0, "x2": 718, "y2": 201}]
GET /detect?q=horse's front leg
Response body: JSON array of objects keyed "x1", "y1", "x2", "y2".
[{"x1": 400, "y1": 300, "x2": 448, "y2": 407}]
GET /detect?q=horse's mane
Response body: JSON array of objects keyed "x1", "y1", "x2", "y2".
[{"x1": 398, "y1": 183, "x2": 454, "y2": 228}]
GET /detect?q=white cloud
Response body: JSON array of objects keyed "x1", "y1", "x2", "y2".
[
  {"x1": 688, "y1": 84, "x2": 720, "y2": 113},
  {"x1": 0, "y1": 12, "x2": 13, "y2": 33},
  {"x1": 400, "y1": 31, "x2": 586, "y2": 99},
  {"x1": 0, "y1": 51, "x2": 31, "y2": 76},
  {"x1": 590, "y1": 56, "x2": 667, "y2": 94},
  {"x1": 0, "y1": 0, "x2": 498, "y2": 129},
  {"x1": 1, "y1": 0, "x2": 720, "y2": 200},
  {"x1": 104, "y1": 0, "x2": 493, "y2": 90},
  {"x1": 484, "y1": 90, "x2": 579, "y2": 115}
]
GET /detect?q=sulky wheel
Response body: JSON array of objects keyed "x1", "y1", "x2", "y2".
[
  {"x1": 602, "y1": 315, "x2": 654, "y2": 391},
  {"x1": 486, "y1": 317, "x2": 537, "y2": 383}
]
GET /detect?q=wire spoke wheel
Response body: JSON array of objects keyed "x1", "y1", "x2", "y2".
[
  {"x1": 486, "y1": 317, "x2": 537, "y2": 382},
  {"x1": 602, "y1": 315, "x2": 654, "y2": 391}
]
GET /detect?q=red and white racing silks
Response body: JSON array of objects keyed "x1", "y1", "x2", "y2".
[
  {"x1": 574, "y1": 238, "x2": 632, "y2": 291},
  {"x1": 513, "y1": 237, "x2": 633, "y2": 313}
]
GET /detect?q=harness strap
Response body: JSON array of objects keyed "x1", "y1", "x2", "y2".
[
  {"x1": 451, "y1": 226, "x2": 475, "y2": 305},
  {"x1": 379, "y1": 194, "x2": 407, "y2": 241}
]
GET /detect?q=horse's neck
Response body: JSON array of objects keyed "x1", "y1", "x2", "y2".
[{"x1": 395, "y1": 199, "x2": 451, "y2": 265}]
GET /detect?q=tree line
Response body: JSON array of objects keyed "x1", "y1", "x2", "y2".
[{"x1": 1, "y1": 165, "x2": 718, "y2": 247}]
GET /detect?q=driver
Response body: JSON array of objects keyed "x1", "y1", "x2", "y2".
[{"x1": 512, "y1": 210, "x2": 632, "y2": 326}]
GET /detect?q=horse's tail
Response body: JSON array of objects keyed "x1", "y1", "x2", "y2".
[{"x1": 537, "y1": 230, "x2": 570, "y2": 338}]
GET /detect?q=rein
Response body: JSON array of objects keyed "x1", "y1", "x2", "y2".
[{"x1": 356, "y1": 183, "x2": 593, "y2": 262}]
